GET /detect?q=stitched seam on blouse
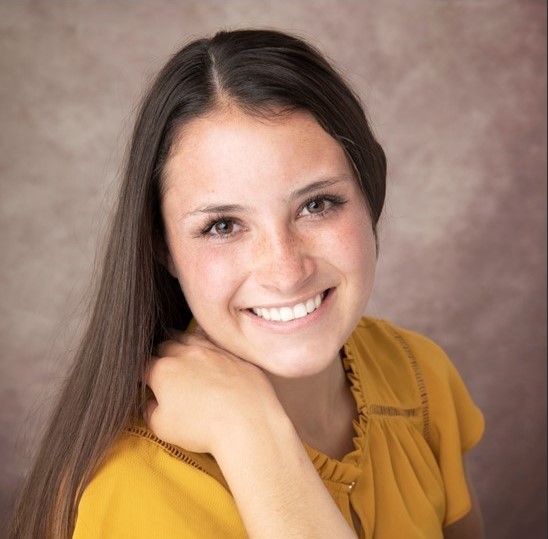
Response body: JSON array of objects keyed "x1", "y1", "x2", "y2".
[
  {"x1": 125, "y1": 426, "x2": 212, "y2": 478},
  {"x1": 386, "y1": 326, "x2": 431, "y2": 443},
  {"x1": 368, "y1": 404, "x2": 419, "y2": 417}
]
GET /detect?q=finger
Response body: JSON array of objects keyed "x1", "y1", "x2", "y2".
[
  {"x1": 154, "y1": 331, "x2": 228, "y2": 363},
  {"x1": 155, "y1": 338, "x2": 185, "y2": 358},
  {"x1": 165, "y1": 330, "x2": 203, "y2": 347},
  {"x1": 176, "y1": 331, "x2": 219, "y2": 351},
  {"x1": 172, "y1": 324, "x2": 207, "y2": 342},
  {"x1": 145, "y1": 355, "x2": 163, "y2": 389}
]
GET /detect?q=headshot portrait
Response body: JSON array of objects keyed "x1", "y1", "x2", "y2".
[{"x1": 1, "y1": 2, "x2": 545, "y2": 538}]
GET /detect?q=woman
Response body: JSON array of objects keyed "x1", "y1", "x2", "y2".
[{"x1": 10, "y1": 29, "x2": 484, "y2": 538}]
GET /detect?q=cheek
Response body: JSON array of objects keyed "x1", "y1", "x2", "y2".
[
  {"x1": 348, "y1": 229, "x2": 376, "y2": 273},
  {"x1": 175, "y1": 246, "x2": 245, "y2": 311},
  {"x1": 323, "y1": 211, "x2": 376, "y2": 273}
]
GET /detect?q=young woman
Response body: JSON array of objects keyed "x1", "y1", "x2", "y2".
[{"x1": 9, "y1": 29, "x2": 484, "y2": 538}]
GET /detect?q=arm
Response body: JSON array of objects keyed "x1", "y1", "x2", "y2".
[
  {"x1": 146, "y1": 331, "x2": 355, "y2": 539},
  {"x1": 443, "y1": 461, "x2": 485, "y2": 539},
  {"x1": 214, "y1": 398, "x2": 354, "y2": 538}
]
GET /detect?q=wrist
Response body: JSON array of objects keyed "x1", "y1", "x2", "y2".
[{"x1": 212, "y1": 402, "x2": 296, "y2": 464}]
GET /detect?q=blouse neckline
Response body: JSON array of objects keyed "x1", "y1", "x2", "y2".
[{"x1": 302, "y1": 327, "x2": 370, "y2": 487}]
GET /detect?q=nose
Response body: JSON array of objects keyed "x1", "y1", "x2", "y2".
[{"x1": 252, "y1": 225, "x2": 315, "y2": 293}]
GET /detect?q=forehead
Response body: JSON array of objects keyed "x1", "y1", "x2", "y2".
[{"x1": 162, "y1": 107, "x2": 352, "y2": 194}]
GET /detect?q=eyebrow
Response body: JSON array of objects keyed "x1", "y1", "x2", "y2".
[
  {"x1": 290, "y1": 177, "x2": 352, "y2": 200},
  {"x1": 185, "y1": 203, "x2": 247, "y2": 217},
  {"x1": 182, "y1": 176, "x2": 353, "y2": 219}
]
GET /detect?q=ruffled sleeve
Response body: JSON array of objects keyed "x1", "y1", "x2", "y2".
[{"x1": 398, "y1": 326, "x2": 485, "y2": 526}]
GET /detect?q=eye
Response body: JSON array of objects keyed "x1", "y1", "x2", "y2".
[
  {"x1": 211, "y1": 220, "x2": 234, "y2": 235},
  {"x1": 299, "y1": 194, "x2": 346, "y2": 218},
  {"x1": 304, "y1": 199, "x2": 326, "y2": 214},
  {"x1": 199, "y1": 217, "x2": 241, "y2": 238}
]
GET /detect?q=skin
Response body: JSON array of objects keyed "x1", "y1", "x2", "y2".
[
  {"x1": 146, "y1": 106, "x2": 483, "y2": 538},
  {"x1": 161, "y1": 107, "x2": 376, "y2": 381}
]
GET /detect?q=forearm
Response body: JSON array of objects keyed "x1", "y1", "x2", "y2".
[
  {"x1": 147, "y1": 334, "x2": 355, "y2": 537},
  {"x1": 214, "y1": 411, "x2": 356, "y2": 539}
]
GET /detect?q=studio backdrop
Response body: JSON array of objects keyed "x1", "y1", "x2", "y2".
[{"x1": 0, "y1": 2, "x2": 546, "y2": 538}]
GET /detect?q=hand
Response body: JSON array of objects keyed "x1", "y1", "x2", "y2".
[
  {"x1": 146, "y1": 329, "x2": 356, "y2": 538},
  {"x1": 145, "y1": 328, "x2": 282, "y2": 455}
]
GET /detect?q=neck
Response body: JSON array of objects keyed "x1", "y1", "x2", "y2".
[{"x1": 267, "y1": 353, "x2": 357, "y2": 459}]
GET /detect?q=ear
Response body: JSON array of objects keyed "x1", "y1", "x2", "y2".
[{"x1": 153, "y1": 231, "x2": 179, "y2": 279}]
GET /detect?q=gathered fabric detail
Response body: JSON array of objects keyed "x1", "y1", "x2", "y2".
[
  {"x1": 77, "y1": 317, "x2": 484, "y2": 539},
  {"x1": 305, "y1": 319, "x2": 430, "y2": 488},
  {"x1": 300, "y1": 317, "x2": 483, "y2": 537}
]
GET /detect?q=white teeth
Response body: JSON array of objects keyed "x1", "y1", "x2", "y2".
[
  {"x1": 280, "y1": 307, "x2": 294, "y2": 322},
  {"x1": 251, "y1": 292, "x2": 325, "y2": 322},
  {"x1": 294, "y1": 303, "x2": 307, "y2": 319}
]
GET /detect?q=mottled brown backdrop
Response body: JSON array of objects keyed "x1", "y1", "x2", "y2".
[{"x1": 1, "y1": 1, "x2": 546, "y2": 537}]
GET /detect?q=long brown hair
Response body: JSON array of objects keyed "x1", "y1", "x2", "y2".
[{"x1": 9, "y1": 29, "x2": 386, "y2": 538}]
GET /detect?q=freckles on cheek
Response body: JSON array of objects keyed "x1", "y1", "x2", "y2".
[
  {"x1": 180, "y1": 248, "x2": 242, "y2": 307},
  {"x1": 327, "y1": 219, "x2": 374, "y2": 264}
]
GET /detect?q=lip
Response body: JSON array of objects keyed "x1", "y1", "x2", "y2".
[{"x1": 242, "y1": 288, "x2": 334, "y2": 333}]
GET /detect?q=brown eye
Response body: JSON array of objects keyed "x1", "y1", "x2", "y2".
[
  {"x1": 212, "y1": 220, "x2": 234, "y2": 235},
  {"x1": 298, "y1": 194, "x2": 346, "y2": 220},
  {"x1": 305, "y1": 199, "x2": 326, "y2": 214}
]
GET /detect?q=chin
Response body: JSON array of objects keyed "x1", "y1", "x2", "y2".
[{"x1": 253, "y1": 345, "x2": 341, "y2": 379}]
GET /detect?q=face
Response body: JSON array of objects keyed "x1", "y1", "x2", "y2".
[{"x1": 161, "y1": 107, "x2": 377, "y2": 378}]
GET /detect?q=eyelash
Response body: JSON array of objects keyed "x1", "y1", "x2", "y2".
[
  {"x1": 198, "y1": 215, "x2": 242, "y2": 238},
  {"x1": 198, "y1": 193, "x2": 348, "y2": 239},
  {"x1": 299, "y1": 192, "x2": 348, "y2": 218}
]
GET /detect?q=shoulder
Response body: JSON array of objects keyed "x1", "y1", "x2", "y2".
[
  {"x1": 343, "y1": 317, "x2": 457, "y2": 418},
  {"x1": 354, "y1": 316, "x2": 447, "y2": 353},
  {"x1": 349, "y1": 317, "x2": 484, "y2": 449},
  {"x1": 77, "y1": 428, "x2": 227, "y2": 508},
  {"x1": 73, "y1": 427, "x2": 245, "y2": 538},
  {"x1": 83, "y1": 426, "x2": 230, "y2": 495},
  {"x1": 348, "y1": 318, "x2": 484, "y2": 529},
  {"x1": 369, "y1": 319, "x2": 480, "y2": 415},
  {"x1": 350, "y1": 316, "x2": 459, "y2": 381}
]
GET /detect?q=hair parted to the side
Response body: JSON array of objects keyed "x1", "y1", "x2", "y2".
[{"x1": 9, "y1": 29, "x2": 386, "y2": 538}]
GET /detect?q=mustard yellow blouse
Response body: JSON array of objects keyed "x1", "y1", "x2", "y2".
[{"x1": 73, "y1": 318, "x2": 484, "y2": 538}]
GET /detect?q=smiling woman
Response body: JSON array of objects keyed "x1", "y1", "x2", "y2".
[
  {"x1": 8, "y1": 29, "x2": 484, "y2": 539},
  {"x1": 161, "y1": 109, "x2": 376, "y2": 378}
]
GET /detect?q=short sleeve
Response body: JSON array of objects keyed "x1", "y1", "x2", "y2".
[{"x1": 400, "y1": 328, "x2": 485, "y2": 527}]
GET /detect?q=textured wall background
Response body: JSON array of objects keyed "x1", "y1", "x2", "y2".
[{"x1": 0, "y1": 1, "x2": 546, "y2": 537}]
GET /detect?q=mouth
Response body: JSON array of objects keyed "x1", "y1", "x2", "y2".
[{"x1": 249, "y1": 290, "x2": 330, "y2": 322}]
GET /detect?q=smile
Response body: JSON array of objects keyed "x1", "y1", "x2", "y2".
[{"x1": 251, "y1": 292, "x2": 326, "y2": 322}]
